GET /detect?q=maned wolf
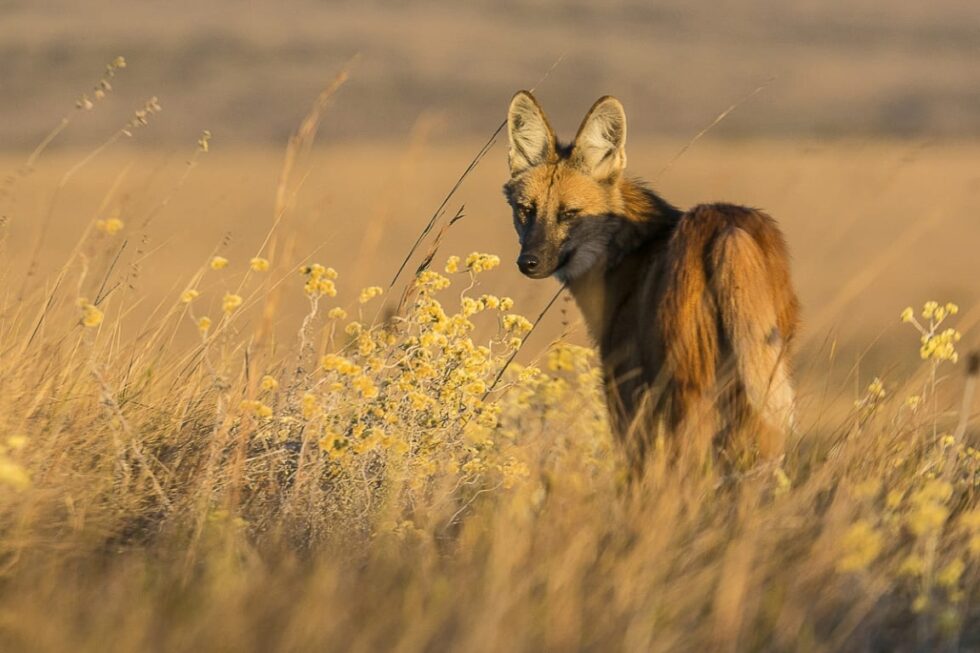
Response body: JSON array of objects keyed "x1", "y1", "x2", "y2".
[{"x1": 503, "y1": 90, "x2": 800, "y2": 472}]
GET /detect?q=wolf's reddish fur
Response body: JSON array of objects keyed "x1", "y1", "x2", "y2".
[{"x1": 503, "y1": 91, "x2": 800, "y2": 473}]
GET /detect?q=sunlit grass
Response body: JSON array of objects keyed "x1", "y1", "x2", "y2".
[{"x1": 0, "y1": 62, "x2": 977, "y2": 652}]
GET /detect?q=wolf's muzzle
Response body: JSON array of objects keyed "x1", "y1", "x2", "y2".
[{"x1": 517, "y1": 253, "x2": 540, "y2": 276}]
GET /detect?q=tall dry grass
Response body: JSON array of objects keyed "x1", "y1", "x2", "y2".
[{"x1": 0, "y1": 64, "x2": 978, "y2": 653}]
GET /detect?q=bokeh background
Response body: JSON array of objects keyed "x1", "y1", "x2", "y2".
[
  {"x1": 4, "y1": 0, "x2": 980, "y2": 145},
  {"x1": 2, "y1": 0, "x2": 979, "y2": 416}
]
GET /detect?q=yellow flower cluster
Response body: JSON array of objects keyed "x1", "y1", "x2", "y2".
[
  {"x1": 855, "y1": 376, "x2": 888, "y2": 410},
  {"x1": 416, "y1": 270, "x2": 451, "y2": 292},
  {"x1": 836, "y1": 520, "x2": 883, "y2": 572},
  {"x1": 260, "y1": 375, "x2": 279, "y2": 392},
  {"x1": 920, "y1": 329, "x2": 962, "y2": 363},
  {"x1": 359, "y1": 286, "x2": 383, "y2": 304},
  {"x1": 212, "y1": 250, "x2": 617, "y2": 539},
  {"x1": 503, "y1": 314, "x2": 533, "y2": 334},
  {"x1": 322, "y1": 354, "x2": 361, "y2": 376},
  {"x1": 240, "y1": 400, "x2": 273, "y2": 418},
  {"x1": 222, "y1": 293, "x2": 243, "y2": 314},
  {"x1": 906, "y1": 480, "x2": 952, "y2": 536},
  {"x1": 318, "y1": 431, "x2": 349, "y2": 459},
  {"x1": 302, "y1": 263, "x2": 338, "y2": 298},
  {"x1": 901, "y1": 300, "x2": 962, "y2": 363},
  {"x1": 465, "y1": 252, "x2": 501, "y2": 273}
]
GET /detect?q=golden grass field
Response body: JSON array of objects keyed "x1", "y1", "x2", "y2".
[{"x1": 1, "y1": 40, "x2": 980, "y2": 652}]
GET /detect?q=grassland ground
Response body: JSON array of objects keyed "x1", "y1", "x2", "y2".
[{"x1": 0, "y1": 137, "x2": 978, "y2": 651}]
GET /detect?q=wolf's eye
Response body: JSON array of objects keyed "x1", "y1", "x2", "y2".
[
  {"x1": 516, "y1": 204, "x2": 534, "y2": 223},
  {"x1": 557, "y1": 208, "x2": 581, "y2": 223}
]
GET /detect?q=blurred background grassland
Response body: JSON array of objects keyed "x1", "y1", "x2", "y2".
[{"x1": 1, "y1": 0, "x2": 978, "y2": 355}]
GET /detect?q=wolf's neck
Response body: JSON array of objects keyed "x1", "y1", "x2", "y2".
[
  {"x1": 617, "y1": 178, "x2": 683, "y2": 234},
  {"x1": 566, "y1": 178, "x2": 681, "y2": 341},
  {"x1": 599, "y1": 179, "x2": 682, "y2": 273}
]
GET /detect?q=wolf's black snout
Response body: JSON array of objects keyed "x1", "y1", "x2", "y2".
[{"x1": 517, "y1": 253, "x2": 540, "y2": 275}]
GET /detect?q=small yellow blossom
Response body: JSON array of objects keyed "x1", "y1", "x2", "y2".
[
  {"x1": 867, "y1": 377, "x2": 886, "y2": 400},
  {"x1": 95, "y1": 217, "x2": 124, "y2": 235},
  {"x1": 907, "y1": 480, "x2": 952, "y2": 536},
  {"x1": 345, "y1": 321, "x2": 362, "y2": 337},
  {"x1": 328, "y1": 307, "x2": 347, "y2": 320},
  {"x1": 937, "y1": 558, "x2": 965, "y2": 589},
  {"x1": 920, "y1": 328, "x2": 961, "y2": 363},
  {"x1": 912, "y1": 595, "x2": 929, "y2": 613},
  {"x1": 210, "y1": 256, "x2": 229, "y2": 270},
  {"x1": 548, "y1": 344, "x2": 576, "y2": 372},
  {"x1": 180, "y1": 289, "x2": 200, "y2": 303},
  {"x1": 465, "y1": 252, "x2": 501, "y2": 273},
  {"x1": 416, "y1": 270, "x2": 451, "y2": 291},
  {"x1": 900, "y1": 307, "x2": 914, "y2": 323},
  {"x1": 836, "y1": 520, "x2": 883, "y2": 572},
  {"x1": 260, "y1": 375, "x2": 279, "y2": 392},
  {"x1": 239, "y1": 400, "x2": 273, "y2": 419},
  {"x1": 301, "y1": 263, "x2": 338, "y2": 297},
  {"x1": 353, "y1": 374, "x2": 378, "y2": 399},
  {"x1": 322, "y1": 354, "x2": 348, "y2": 372},
  {"x1": 898, "y1": 554, "x2": 925, "y2": 577},
  {"x1": 197, "y1": 316, "x2": 212, "y2": 334},
  {"x1": 250, "y1": 257, "x2": 270, "y2": 272},
  {"x1": 357, "y1": 333, "x2": 376, "y2": 356},
  {"x1": 480, "y1": 294, "x2": 501, "y2": 310},
  {"x1": 222, "y1": 293, "x2": 243, "y2": 314},
  {"x1": 359, "y1": 286, "x2": 383, "y2": 304},
  {"x1": 445, "y1": 255, "x2": 460, "y2": 273},
  {"x1": 77, "y1": 299, "x2": 104, "y2": 327},
  {"x1": 318, "y1": 431, "x2": 348, "y2": 459},
  {"x1": 0, "y1": 458, "x2": 30, "y2": 490},
  {"x1": 301, "y1": 393, "x2": 319, "y2": 419},
  {"x1": 503, "y1": 314, "x2": 534, "y2": 334},
  {"x1": 461, "y1": 297, "x2": 484, "y2": 317}
]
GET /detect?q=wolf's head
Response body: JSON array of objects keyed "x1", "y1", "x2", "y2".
[{"x1": 502, "y1": 91, "x2": 631, "y2": 281}]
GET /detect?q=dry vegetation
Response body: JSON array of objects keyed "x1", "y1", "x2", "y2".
[{"x1": 0, "y1": 58, "x2": 979, "y2": 653}]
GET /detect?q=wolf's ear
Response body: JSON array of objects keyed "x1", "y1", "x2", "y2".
[
  {"x1": 507, "y1": 91, "x2": 557, "y2": 176},
  {"x1": 572, "y1": 96, "x2": 627, "y2": 181}
]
